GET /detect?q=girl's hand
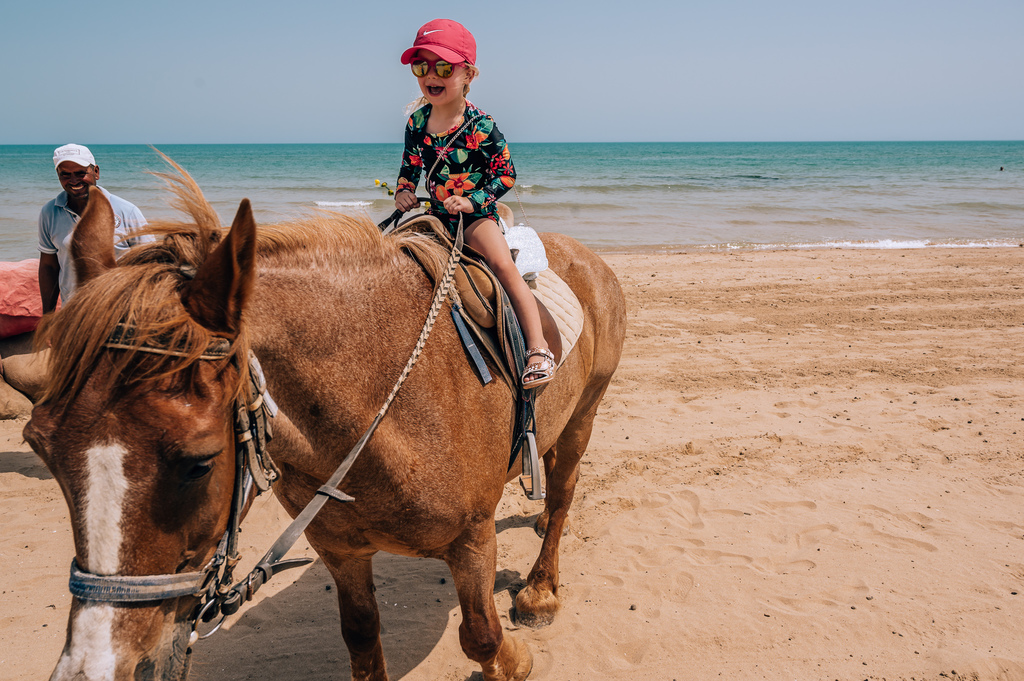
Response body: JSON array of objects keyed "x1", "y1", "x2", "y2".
[
  {"x1": 395, "y1": 189, "x2": 419, "y2": 212},
  {"x1": 443, "y1": 196, "x2": 473, "y2": 214}
]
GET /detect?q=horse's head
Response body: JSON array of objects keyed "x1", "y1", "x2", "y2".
[{"x1": 24, "y1": 184, "x2": 257, "y2": 681}]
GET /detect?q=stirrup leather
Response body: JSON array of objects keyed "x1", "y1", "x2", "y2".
[{"x1": 519, "y1": 431, "x2": 545, "y2": 500}]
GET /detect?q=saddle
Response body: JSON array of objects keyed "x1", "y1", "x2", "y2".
[
  {"x1": 394, "y1": 210, "x2": 586, "y2": 499},
  {"x1": 394, "y1": 212, "x2": 583, "y2": 388}
]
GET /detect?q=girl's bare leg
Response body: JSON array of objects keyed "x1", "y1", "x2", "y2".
[{"x1": 464, "y1": 217, "x2": 551, "y2": 383}]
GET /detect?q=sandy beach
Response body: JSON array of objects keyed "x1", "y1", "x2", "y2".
[{"x1": 2, "y1": 246, "x2": 1023, "y2": 680}]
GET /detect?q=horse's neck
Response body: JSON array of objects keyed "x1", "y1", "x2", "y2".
[
  {"x1": 244, "y1": 254, "x2": 441, "y2": 478},
  {"x1": 246, "y1": 254, "x2": 431, "y2": 403},
  {"x1": 251, "y1": 252, "x2": 422, "y2": 339}
]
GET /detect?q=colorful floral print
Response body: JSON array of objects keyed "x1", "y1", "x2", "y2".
[{"x1": 397, "y1": 102, "x2": 516, "y2": 235}]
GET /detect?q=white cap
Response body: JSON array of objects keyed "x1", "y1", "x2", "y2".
[{"x1": 53, "y1": 143, "x2": 96, "y2": 169}]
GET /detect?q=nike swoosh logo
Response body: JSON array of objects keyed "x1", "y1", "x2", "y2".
[{"x1": 423, "y1": 29, "x2": 443, "y2": 35}]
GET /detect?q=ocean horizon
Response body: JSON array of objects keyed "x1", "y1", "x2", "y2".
[{"x1": 2, "y1": 141, "x2": 1021, "y2": 261}]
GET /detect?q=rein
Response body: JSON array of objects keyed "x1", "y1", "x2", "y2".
[{"x1": 66, "y1": 218, "x2": 467, "y2": 646}]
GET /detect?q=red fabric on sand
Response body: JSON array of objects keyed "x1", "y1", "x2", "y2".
[{"x1": 0, "y1": 260, "x2": 43, "y2": 339}]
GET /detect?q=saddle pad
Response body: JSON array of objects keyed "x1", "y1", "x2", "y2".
[{"x1": 527, "y1": 269, "x2": 584, "y2": 369}]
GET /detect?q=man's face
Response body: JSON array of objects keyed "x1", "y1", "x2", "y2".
[{"x1": 56, "y1": 161, "x2": 99, "y2": 202}]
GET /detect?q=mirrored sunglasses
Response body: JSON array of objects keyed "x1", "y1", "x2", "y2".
[{"x1": 411, "y1": 58, "x2": 460, "y2": 78}]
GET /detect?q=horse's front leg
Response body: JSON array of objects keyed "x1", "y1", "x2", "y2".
[
  {"x1": 319, "y1": 550, "x2": 388, "y2": 681},
  {"x1": 446, "y1": 522, "x2": 533, "y2": 681},
  {"x1": 532, "y1": 445, "x2": 560, "y2": 538},
  {"x1": 515, "y1": 413, "x2": 592, "y2": 627}
]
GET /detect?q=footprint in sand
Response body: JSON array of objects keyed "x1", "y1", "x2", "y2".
[
  {"x1": 639, "y1": 491, "x2": 675, "y2": 509},
  {"x1": 853, "y1": 521, "x2": 939, "y2": 552},
  {"x1": 594, "y1": 574, "x2": 626, "y2": 587},
  {"x1": 796, "y1": 523, "x2": 839, "y2": 549},
  {"x1": 668, "y1": 489, "x2": 704, "y2": 529},
  {"x1": 750, "y1": 557, "x2": 817, "y2": 574},
  {"x1": 684, "y1": 548, "x2": 753, "y2": 567},
  {"x1": 773, "y1": 580, "x2": 870, "y2": 615},
  {"x1": 761, "y1": 500, "x2": 818, "y2": 513},
  {"x1": 860, "y1": 504, "x2": 936, "y2": 531},
  {"x1": 705, "y1": 507, "x2": 746, "y2": 517},
  {"x1": 625, "y1": 543, "x2": 693, "y2": 571},
  {"x1": 629, "y1": 489, "x2": 705, "y2": 530},
  {"x1": 773, "y1": 397, "x2": 823, "y2": 410}
]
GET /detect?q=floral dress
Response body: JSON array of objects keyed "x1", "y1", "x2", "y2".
[{"x1": 397, "y1": 102, "x2": 516, "y2": 235}]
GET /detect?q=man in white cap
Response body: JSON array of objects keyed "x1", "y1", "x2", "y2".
[{"x1": 38, "y1": 143, "x2": 151, "y2": 312}]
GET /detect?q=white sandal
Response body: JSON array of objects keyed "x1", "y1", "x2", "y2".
[{"x1": 522, "y1": 348, "x2": 556, "y2": 389}]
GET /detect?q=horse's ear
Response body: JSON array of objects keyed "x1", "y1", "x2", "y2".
[
  {"x1": 181, "y1": 199, "x2": 257, "y2": 336},
  {"x1": 71, "y1": 187, "x2": 117, "y2": 285}
]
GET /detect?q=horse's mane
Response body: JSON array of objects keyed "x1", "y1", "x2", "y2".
[{"x1": 36, "y1": 156, "x2": 449, "y2": 406}]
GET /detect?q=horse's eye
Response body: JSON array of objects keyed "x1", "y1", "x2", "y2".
[{"x1": 183, "y1": 461, "x2": 214, "y2": 481}]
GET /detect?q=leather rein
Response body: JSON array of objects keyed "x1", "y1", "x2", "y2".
[{"x1": 64, "y1": 219, "x2": 467, "y2": 646}]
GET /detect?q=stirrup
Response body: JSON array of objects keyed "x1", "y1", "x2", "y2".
[
  {"x1": 522, "y1": 347, "x2": 555, "y2": 389},
  {"x1": 519, "y1": 432, "x2": 545, "y2": 500}
]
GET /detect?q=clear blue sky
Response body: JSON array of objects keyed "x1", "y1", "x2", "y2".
[{"x1": 2, "y1": 0, "x2": 1021, "y2": 144}]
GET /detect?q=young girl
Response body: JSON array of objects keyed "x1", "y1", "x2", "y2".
[{"x1": 395, "y1": 18, "x2": 555, "y2": 389}]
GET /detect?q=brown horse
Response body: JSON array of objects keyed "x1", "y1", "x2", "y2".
[{"x1": 24, "y1": 164, "x2": 626, "y2": 681}]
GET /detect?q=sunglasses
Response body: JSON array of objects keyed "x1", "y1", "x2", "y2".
[{"x1": 411, "y1": 58, "x2": 461, "y2": 78}]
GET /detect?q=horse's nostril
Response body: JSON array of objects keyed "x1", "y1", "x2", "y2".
[{"x1": 130, "y1": 646, "x2": 191, "y2": 681}]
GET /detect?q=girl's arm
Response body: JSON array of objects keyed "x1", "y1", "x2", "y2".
[
  {"x1": 396, "y1": 119, "x2": 424, "y2": 209},
  {"x1": 466, "y1": 119, "x2": 516, "y2": 213}
]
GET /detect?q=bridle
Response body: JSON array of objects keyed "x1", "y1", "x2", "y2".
[
  {"x1": 64, "y1": 217, "x2": 467, "y2": 646},
  {"x1": 68, "y1": 325, "x2": 289, "y2": 644}
]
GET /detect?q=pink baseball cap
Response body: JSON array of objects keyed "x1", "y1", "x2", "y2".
[{"x1": 400, "y1": 19, "x2": 476, "y2": 66}]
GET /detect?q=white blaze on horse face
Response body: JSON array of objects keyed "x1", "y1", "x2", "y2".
[
  {"x1": 53, "y1": 441, "x2": 130, "y2": 680},
  {"x1": 83, "y1": 441, "x2": 130, "y2": 575},
  {"x1": 52, "y1": 603, "x2": 117, "y2": 681}
]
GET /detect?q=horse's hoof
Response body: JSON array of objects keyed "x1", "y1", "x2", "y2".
[
  {"x1": 513, "y1": 585, "x2": 559, "y2": 628},
  {"x1": 351, "y1": 667, "x2": 389, "y2": 681},
  {"x1": 483, "y1": 635, "x2": 533, "y2": 681},
  {"x1": 513, "y1": 647, "x2": 533, "y2": 680},
  {"x1": 505, "y1": 635, "x2": 534, "y2": 681}
]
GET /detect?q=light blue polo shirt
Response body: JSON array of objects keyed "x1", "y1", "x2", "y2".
[{"x1": 38, "y1": 186, "x2": 152, "y2": 302}]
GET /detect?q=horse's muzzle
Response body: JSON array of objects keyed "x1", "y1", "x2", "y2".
[{"x1": 128, "y1": 621, "x2": 193, "y2": 681}]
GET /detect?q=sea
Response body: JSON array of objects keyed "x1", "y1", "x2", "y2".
[{"x1": 1, "y1": 141, "x2": 1021, "y2": 261}]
